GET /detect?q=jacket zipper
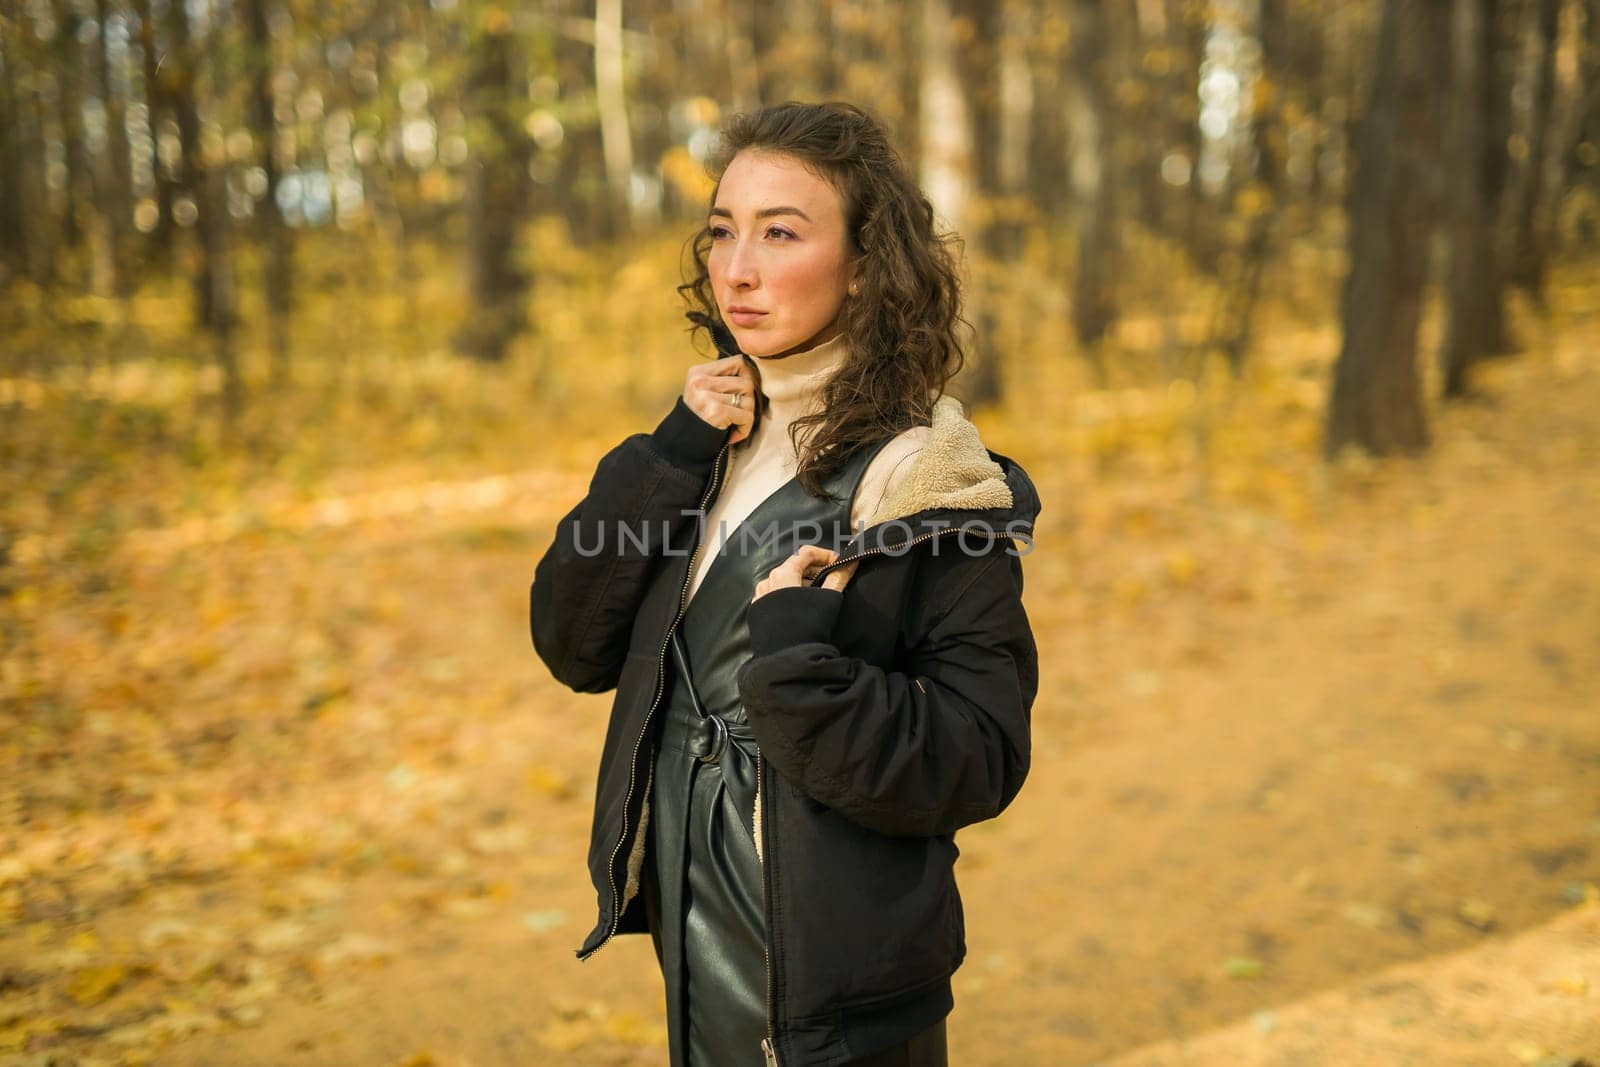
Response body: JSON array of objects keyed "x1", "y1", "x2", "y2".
[
  {"x1": 810, "y1": 523, "x2": 998, "y2": 585},
  {"x1": 757, "y1": 523, "x2": 998, "y2": 1064},
  {"x1": 758, "y1": 754, "x2": 779, "y2": 1066},
  {"x1": 582, "y1": 436, "x2": 731, "y2": 959}
]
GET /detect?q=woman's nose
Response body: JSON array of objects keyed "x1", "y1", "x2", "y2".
[{"x1": 724, "y1": 239, "x2": 758, "y2": 288}]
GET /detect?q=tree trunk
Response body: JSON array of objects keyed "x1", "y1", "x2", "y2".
[
  {"x1": 92, "y1": 0, "x2": 131, "y2": 296},
  {"x1": 133, "y1": 0, "x2": 175, "y2": 253},
  {"x1": 164, "y1": 0, "x2": 217, "y2": 329},
  {"x1": 825, "y1": 0, "x2": 864, "y2": 96},
  {"x1": 676, "y1": 0, "x2": 726, "y2": 105},
  {"x1": 1125, "y1": 0, "x2": 1172, "y2": 235},
  {"x1": 1324, "y1": 0, "x2": 1451, "y2": 458},
  {"x1": 895, "y1": 3, "x2": 922, "y2": 171},
  {"x1": 948, "y1": 0, "x2": 1005, "y2": 407},
  {"x1": 1441, "y1": 0, "x2": 1499, "y2": 398},
  {"x1": 764, "y1": 0, "x2": 825, "y2": 100},
  {"x1": 1165, "y1": 0, "x2": 1213, "y2": 272},
  {"x1": 455, "y1": 7, "x2": 530, "y2": 363},
  {"x1": 594, "y1": 0, "x2": 635, "y2": 237},
  {"x1": 1027, "y1": 5, "x2": 1070, "y2": 228},
  {"x1": 552, "y1": 0, "x2": 609, "y2": 244},
  {"x1": 191, "y1": 14, "x2": 239, "y2": 417},
  {"x1": 1066, "y1": 0, "x2": 1122, "y2": 363},
  {"x1": 1558, "y1": 0, "x2": 1600, "y2": 233},
  {"x1": 1441, "y1": 0, "x2": 1526, "y2": 397},
  {"x1": 1217, "y1": 0, "x2": 1288, "y2": 377},
  {"x1": 722, "y1": 0, "x2": 759, "y2": 111},
  {"x1": 1507, "y1": 0, "x2": 1560, "y2": 305},
  {"x1": 919, "y1": 0, "x2": 969, "y2": 237},
  {"x1": 51, "y1": 0, "x2": 88, "y2": 258},
  {"x1": 995, "y1": 0, "x2": 1034, "y2": 238},
  {"x1": 1478, "y1": 0, "x2": 1521, "y2": 355},
  {"x1": 1288, "y1": 4, "x2": 1328, "y2": 221},
  {"x1": 244, "y1": 0, "x2": 293, "y2": 384},
  {"x1": 0, "y1": 16, "x2": 33, "y2": 284},
  {"x1": 203, "y1": 163, "x2": 241, "y2": 419},
  {"x1": 10, "y1": 15, "x2": 55, "y2": 286},
  {"x1": 624, "y1": 0, "x2": 679, "y2": 224},
  {"x1": 919, "y1": 0, "x2": 976, "y2": 402}
]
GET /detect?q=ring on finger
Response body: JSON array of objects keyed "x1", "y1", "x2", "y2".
[{"x1": 730, "y1": 392, "x2": 743, "y2": 408}]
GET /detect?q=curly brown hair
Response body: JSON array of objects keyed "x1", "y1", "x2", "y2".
[{"x1": 678, "y1": 100, "x2": 967, "y2": 499}]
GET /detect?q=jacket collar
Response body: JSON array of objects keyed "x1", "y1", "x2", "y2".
[
  {"x1": 839, "y1": 394, "x2": 1040, "y2": 561},
  {"x1": 867, "y1": 395, "x2": 1014, "y2": 524}
]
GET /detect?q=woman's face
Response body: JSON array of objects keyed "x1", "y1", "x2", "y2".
[{"x1": 708, "y1": 149, "x2": 855, "y2": 359}]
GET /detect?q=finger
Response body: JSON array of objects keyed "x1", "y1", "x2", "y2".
[
  {"x1": 700, "y1": 378, "x2": 753, "y2": 400},
  {"x1": 717, "y1": 396, "x2": 755, "y2": 437},
  {"x1": 694, "y1": 375, "x2": 755, "y2": 414},
  {"x1": 720, "y1": 358, "x2": 760, "y2": 400},
  {"x1": 818, "y1": 559, "x2": 859, "y2": 592},
  {"x1": 688, "y1": 380, "x2": 756, "y2": 434},
  {"x1": 765, "y1": 551, "x2": 815, "y2": 584},
  {"x1": 771, "y1": 554, "x2": 810, "y2": 579},
  {"x1": 699, "y1": 354, "x2": 751, "y2": 377},
  {"x1": 791, "y1": 545, "x2": 837, "y2": 566},
  {"x1": 796, "y1": 546, "x2": 840, "y2": 581}
]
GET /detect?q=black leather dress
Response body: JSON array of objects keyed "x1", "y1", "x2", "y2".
[{"x1": 642, "y1": 439, "x2": 892, "y2": 1067}]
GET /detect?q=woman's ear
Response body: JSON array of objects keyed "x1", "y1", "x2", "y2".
[{"x1": 846, "y1": 258, "x2": 863, "y2": 298}]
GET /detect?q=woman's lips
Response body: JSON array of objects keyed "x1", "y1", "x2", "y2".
[{"x1": 727, "y1": 309, "x2": 767, "y2": 327}]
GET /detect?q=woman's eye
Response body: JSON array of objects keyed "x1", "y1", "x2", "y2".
[
  {"x1": 765, "y1": 226, "x2": 795, "y2": 240},
  {"x1": 709, "y1": 225, "x2": 733, "y2": 239}
]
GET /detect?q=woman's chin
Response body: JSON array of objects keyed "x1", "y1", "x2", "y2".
[
  {"x1": 733, "y1": 333, "x2": 785, "y2": 359},
  {"x1": 729, "y1": 321, "x2": 838, "y2": 359},
  {"x1": 744, "y1": 334, "x2": 838, "y2": 359}
]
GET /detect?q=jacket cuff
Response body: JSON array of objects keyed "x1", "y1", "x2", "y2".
[
  {"x1": 650, "y1": 397, "x2": 728, "y2": 476},
  {"x1": 748, "y1": 586, "x2": 843, "y2": 655}
]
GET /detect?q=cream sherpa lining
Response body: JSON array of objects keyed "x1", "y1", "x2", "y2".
[
  {"x1": 866, "y1": 395, "x2": 1012, "y2": 527},
  {"x1": 754, "y1": 780, "x2": 764, "y2": 863},
  {"x1": 621, "y1": 761, "x2": 653, "y2": 911}
]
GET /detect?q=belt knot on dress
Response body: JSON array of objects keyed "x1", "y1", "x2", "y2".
[{"x1": 686, "y1": 712, "x2": 730, "y2": 764}]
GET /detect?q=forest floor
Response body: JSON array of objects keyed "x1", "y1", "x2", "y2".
[{"x1": 2, "y1": 280, "x2": 1598, "y2": 1066}]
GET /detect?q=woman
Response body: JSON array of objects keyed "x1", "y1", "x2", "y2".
[{"x1": 529, "y1": 101, "x2": 1040, "y2": 1067}]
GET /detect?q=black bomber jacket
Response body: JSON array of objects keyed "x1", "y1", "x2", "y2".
[{"x1": 529, "y1": 387, "x2": 1040, "y2": 1066}]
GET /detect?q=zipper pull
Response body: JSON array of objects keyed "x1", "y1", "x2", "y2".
[{"x1": 761, "y1": 1036, "x2": 780, "y2": 1066}]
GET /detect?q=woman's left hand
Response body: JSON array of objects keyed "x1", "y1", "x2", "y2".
[{"x1": 753, "y1": 545, "x2": 860, "y2": 601}]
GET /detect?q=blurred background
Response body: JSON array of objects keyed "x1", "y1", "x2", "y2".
[{"x1": 2, "y1": 0, "x2": 1598, "y2": 1064}]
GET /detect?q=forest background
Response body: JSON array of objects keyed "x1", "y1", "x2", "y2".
[{"x1": 2, "y1": 0, "x2": 1599, "y2": 1064}]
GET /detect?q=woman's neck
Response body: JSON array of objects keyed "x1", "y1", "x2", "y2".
[{"x1": 753, "y1": 331, "x2": 850, "y2": 428}]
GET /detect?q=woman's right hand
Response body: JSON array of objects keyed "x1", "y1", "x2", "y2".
[{"x1": 684, "y1": 355, "x2": 757, "y2": 445}]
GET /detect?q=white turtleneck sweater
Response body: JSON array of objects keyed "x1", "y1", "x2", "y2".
[{"x1": 684, "y1": 332, "x2": 930, "y2": 607}]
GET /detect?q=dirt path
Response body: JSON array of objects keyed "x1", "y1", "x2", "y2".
[
  {"x1": 4, "y1": 307, "x2": 1597, "y2": 1066},
  {"x1": 1102, "y1": 901, "x2": 1599, "y2": 1067}
]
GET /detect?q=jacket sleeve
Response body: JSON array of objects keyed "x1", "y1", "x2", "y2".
[
  {"x1": 735, "y1": 542, "x2": 1037, "y2": 838},
  {"x1": 529, "y1": 397, "x2": 727, "y2": 694}
]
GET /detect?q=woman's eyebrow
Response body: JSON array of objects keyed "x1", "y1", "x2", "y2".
[{"x1": 709, "y1": 205, "x2": 813, "y2": 222}]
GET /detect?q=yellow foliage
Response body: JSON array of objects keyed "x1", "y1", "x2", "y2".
[
  {"x1": 66, "y1": 964, "x2": 127, "y2": 1006},
  {"x1": 538, "y1": 1001, "x2": 668, "y2": 1052},
  {"x1": 1164, "y1": 549, "x2": 1199, "y2": 586},
  {"x1": 660, "y1": 145, "x2": 716, "y2": 206},
  {"x1": 527, "y1": 765, "x2": 578, "y2": 802}
]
